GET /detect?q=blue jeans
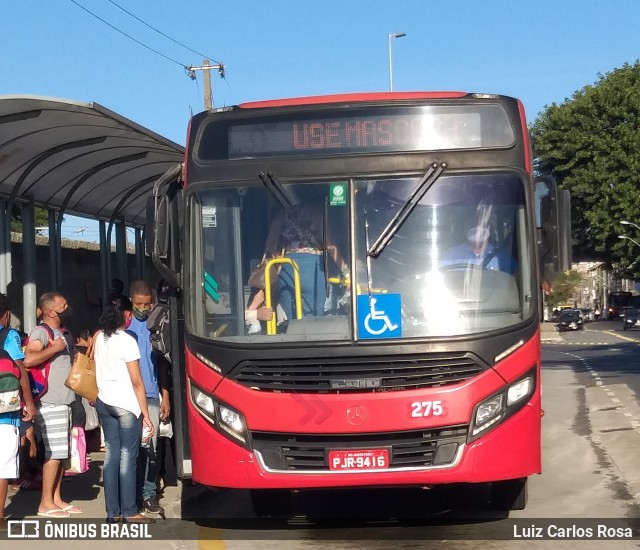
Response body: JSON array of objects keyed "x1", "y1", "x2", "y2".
[
  {"x1": 279, "y1": 252, "x2": 326, "y2": 319},
  {"x1": 95, "y1": 398, "x2": 141, "y2": 519},
  {"x1": 137, "y1": 397, "x2": 160, "y2": 501}
]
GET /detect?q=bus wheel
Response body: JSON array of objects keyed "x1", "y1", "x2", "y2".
[
  {"x1": 250, "y1": 489, "x2": 292, "y2": 517},
  {"x1": 491, "y1": 478, "x2": 528, "y2": 511}
]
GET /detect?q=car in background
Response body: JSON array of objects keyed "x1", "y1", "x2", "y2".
[
  {"x1": 620, "y1": 306, "x2": 635, "y2": 319},
  {"x1": 581, "y1": 308, "x2": 595, "y2": 322},
  {"x1": 557, "y1": 309, "x2": 584, "y2": 332},
  {"x1": 622, "y1": 308, "x2": 640, "y2": 330}
]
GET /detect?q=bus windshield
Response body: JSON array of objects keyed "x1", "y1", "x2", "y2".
[{"x1": 185, "y1": 172, "x2": 533, "y2": 342}]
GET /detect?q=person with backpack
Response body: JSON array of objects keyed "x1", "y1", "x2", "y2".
[
  {"x1": 128, "y1": 280, "x2": 170, "y2": 516},
  {"x1": 24, "y1": 292, "x2": 81, "y2": 518},
  {"x1": 0, "y1": 293, "x2": 36, "y2": 529}
]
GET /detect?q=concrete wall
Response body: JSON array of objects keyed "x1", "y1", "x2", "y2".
[{"x1": 7, "y1": 234, "x2": 160, "y2": 337}]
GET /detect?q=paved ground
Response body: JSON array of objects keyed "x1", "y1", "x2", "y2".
[{"x1": 4, "y1": 448, "x2": 183, "y2": 521}]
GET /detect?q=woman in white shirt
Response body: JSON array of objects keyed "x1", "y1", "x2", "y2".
[{"x1": 94, "y1": 295, "x2": 154, "y2": 524}]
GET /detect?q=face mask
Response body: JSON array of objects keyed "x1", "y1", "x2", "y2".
[
  {"x1": 132, "y1": 306, "x2": 151, "y2": 320},
  {"x1": 57, "y1": 306, "x2": 74, "y2": 322}
]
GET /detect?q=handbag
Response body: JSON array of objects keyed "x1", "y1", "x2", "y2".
[
  {"x1": 248, "y1": 252, "x2": 284, "y2": 290},
  {"x1": 64, "y1": 334, "x2": 98, "y2": 401}
]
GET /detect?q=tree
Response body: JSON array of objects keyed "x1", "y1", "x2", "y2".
[
  {"x1": 530, "y1": 61, "x2": 640, "y2": 276},
  {"x1": 546, "y1": 270, "x2": 584, "y2": 310},
  {"x1": 10, "y1": 206, "x2": 53, "y2": 233}
]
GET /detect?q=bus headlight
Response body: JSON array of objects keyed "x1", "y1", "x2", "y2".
[
  {"x1": 507, "y1": 377, "x2": 532, "y2": 406},
  {"x1": 476, "y1": 394, "x2": 503, "y2": 427},
  {"x1": 190, "y1": 383, "x2": 250, "y2": 449},
  {"x1": 191, "y1": 385, "x2": 216, "y2": 422},
  {"x1": 217, "y1": 404, "x2": 248, "y2": 445},
  {"x1": 469, "y1": 369, "x2": 536, "y2": 442}
]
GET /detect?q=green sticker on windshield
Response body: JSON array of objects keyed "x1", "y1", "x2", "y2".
[{"x1": 330, "y1": 183, "x2": 347, "y2": 206}]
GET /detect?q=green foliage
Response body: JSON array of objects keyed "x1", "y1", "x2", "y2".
[
  {"x1": 530, "y1": 61, "x2": 640, "y2": 276},
  {"x1": 546, "y1": 270, "x2": 584, "y2": 309},
  {"x1": 10, "y1": 206, "x2": 51, "y2": 233}
]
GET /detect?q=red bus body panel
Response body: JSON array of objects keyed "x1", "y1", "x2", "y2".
[
  {"x1": 239, "y1": 92, "x2": 469, "y2": 110},
  {"x1": 187, "y1": 332, "x2": 541, "y2": 489}
]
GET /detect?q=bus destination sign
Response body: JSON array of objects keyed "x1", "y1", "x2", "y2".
[{"x1": 222, "y1": 105, "x2": 513, "y2": 159}]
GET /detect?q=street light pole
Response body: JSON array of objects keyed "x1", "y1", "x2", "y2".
[
  {"x1": 621, "y1": 220, "x2": 640, "y2": 233},
  {"x1": 618, "y1": 235, "x2": 640, "y2": 248},
  {"x1": 388, "y1": 32, "x2": 406, "y2": 92}
]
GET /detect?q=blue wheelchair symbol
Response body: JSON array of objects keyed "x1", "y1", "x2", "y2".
[{"x1": 357, "y1": 294, "x2": 402, "y2": 339}]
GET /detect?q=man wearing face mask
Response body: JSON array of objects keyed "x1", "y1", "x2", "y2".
[
  {"x1": 24, "y1": 292, "x2": 82, "y2": 518},
  {"x1": 127, "y1": 280, "x2": 170, "y2": 516}
]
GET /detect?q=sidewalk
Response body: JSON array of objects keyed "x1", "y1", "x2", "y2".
[
  {"x1": 5, "y1": 449, "x2": 183, "y2": 521},
  {"x1": 540, "y1": 320, "x2": 562, "y2": 342}
]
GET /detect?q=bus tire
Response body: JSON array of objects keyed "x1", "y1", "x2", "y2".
[
  {"x1": 250, "y1": 489, "x2": 292, "y2": 517},
  {"x1": 491, "y1": 478, "x2": 528, "y2": 511}
]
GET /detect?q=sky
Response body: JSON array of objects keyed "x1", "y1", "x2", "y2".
[{"x1": 2, "y1": 0, "x2": 640, "y2": 240}]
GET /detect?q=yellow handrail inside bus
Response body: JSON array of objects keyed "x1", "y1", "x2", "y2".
[{"x1": 264, "y1": 257, "x2": 302, "y2": 335}]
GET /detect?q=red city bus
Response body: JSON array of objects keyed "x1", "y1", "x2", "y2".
[{"x1": 150, "y1": 92, "x2": 567, "y2": 513}]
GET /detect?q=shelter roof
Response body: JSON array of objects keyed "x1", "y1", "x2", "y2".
[{"x1": 0, "y1": 95, "x2": 184, "y2": 228}]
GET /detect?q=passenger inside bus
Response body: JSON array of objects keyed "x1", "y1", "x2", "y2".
[{"x1": 260, "y1": 201, "x2": 347, "y2": 321}]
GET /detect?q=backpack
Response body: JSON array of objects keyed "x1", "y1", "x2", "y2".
[
  {"x1": 24, "y1": 323, "x2": 57, "y2": 402},
  {"x1": 147, "y1": 302, "x2": 171, "y2": 361},
  {"x1": 0, "y1": 326, "x2": 22, "y2": 413}
]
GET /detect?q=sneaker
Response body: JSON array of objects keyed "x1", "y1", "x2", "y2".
[{"x1": 142, "y1": 497, "x2": 164, "y2": 515}]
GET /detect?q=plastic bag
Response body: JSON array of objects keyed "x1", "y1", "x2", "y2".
[
  {"x1": 159, "y1": 419, "x2": 173, "y2": 438},
  {"x1": 65, "y1": 427, "x2": 88, "y2": 476},
  {"x1": 82, "y1": 397, "x2": 99, "y2": 431}
]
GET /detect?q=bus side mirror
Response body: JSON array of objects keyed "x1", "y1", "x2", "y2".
[
  {"x1": 146, "y1": 163, "x2": 183, "y2": 288},
  {"x1": 535, "y1": 176, "x2": 572, "y2": 278},
  {"x1": 146, "y1": 195, "x2": 170, "y2": 258}
]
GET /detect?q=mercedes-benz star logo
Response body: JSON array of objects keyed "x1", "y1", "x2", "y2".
[{"x1": 346, "y1": 405, "x2": 367, "y2": 426}]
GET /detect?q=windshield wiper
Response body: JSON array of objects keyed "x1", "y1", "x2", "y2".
[
  {"x1": 367, "y1": 162, "x2": 446, "y2": 258},
  {"x1": 259, "y1": 171, "x2": 294, "y2": 209}
]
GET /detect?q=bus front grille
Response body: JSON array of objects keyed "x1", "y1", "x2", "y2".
[
  {"x1": 231, "y1": 354, "x2": 484, "y2": 393},
  {"x1": 250, "y1": 425, "x2": 468, "y2": 471}
]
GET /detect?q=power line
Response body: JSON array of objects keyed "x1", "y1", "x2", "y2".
[
  {"x1": 105, "y1": 0, "x2": 222, "y2": 66},
  {"x1": 68, "y1": 0, "x2": 188, "y2": 70}
]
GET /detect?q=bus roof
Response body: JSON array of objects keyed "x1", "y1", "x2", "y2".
[{"x1": 238, "y1": 91, "x2": 476, "y2": 109}]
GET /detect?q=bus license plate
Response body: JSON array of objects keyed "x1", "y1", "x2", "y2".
[{"x1": 328, "y1": 449, "x2": 389, "y2": 471}]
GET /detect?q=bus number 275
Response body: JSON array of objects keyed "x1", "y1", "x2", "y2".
[{"x1": 410, "y1": 401, "x2": 444, "y2": 418}]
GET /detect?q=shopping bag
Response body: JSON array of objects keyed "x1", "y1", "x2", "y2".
[
  {"x1": 65, "y1": 427, "x2": 88, "y2": 476},
  {"x1": 82, "y1": 397, "x2": 99, "y2": 431},
  {"x1": 159, "y1": 419, "x2": 173, "y2": 438}
]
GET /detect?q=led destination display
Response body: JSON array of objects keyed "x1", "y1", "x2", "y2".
[{"x1": 197, "y1": 104, "x2": 514, "y2": 160}]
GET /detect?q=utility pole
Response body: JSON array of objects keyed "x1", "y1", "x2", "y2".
[{"x1": 186, "y1": 59, "x2": 225, "y2": 111}]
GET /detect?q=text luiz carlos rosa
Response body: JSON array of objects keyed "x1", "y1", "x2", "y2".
[{"x1": 514, "y1": 523, "x2": 633, "y2": 539}]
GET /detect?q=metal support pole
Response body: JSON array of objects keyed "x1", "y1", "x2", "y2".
[
  {"x1": 0, "y1": 198, "x2": 7, "y2": 294},
  {"x1": 135, "y1": 227, "x2": 144, "y2": 280},
  {"x1": 48, "y1": 210, "x2": 59, "y2": 290},
  {"x1": 2, "y1": 199, "x2": 11, "y2": 291},
  {"x1": 99, "y1": 221, "x2": 109, "y2": 309},
  {"x1": 22, "y1": 199, "x2": 37, "y2": 333},
  {"x1": 115, "y1": 219, "x2": 128, "y2": 293}
]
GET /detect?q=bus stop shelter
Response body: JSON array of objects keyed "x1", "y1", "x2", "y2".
[{"x1": 0, "y1": 95, "x2": 184, "y2": 332}]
